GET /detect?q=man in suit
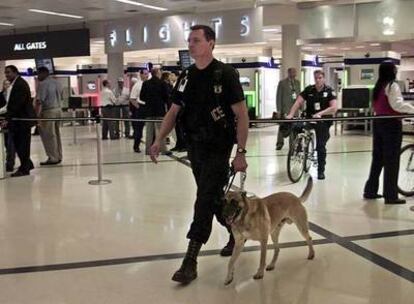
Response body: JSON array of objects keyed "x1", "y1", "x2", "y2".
[
  {"x1": 276, "y1": 67, "x2": 301, "y2": 150},
  {"x1": 0, "y1": 65, "x2": 35, "y2": 177},
  {"x1": 140, "y1": 68, "x2": 170, "y2": 155}
]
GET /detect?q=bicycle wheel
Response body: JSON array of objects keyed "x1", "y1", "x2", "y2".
[
  {"x1": 287, "y1": 135, "x2": 305, "y2": 183},
  {"x1": 398, "y1": 144, "x2": 414, "y2": 196},
  {"x1": 304, "y1": 133, "x2": 315, "y2": 172}
]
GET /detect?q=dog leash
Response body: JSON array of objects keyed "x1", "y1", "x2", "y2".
[
  {"x1": 224, "y1": 166, "x2": 237, "y2": 194},
  {"x1": 224, "y1": 166, "x2": 247, "y2": 194}
]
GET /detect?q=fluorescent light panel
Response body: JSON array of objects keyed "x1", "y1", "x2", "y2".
[
  {"x1": 262, "y1": 28, "x2": 280, "y2": 33},
  {"x1": 116, "y1": 0, "x2": 168, "y2": 11},
  {"x1": 29, "y1": 9, "x2": 83, "y2": 19},
  {"x1": 0, "y1": 22, "x2": 14, "y2": 26}
]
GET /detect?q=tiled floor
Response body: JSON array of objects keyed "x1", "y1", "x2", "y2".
[{"x1": 0, "y1": 124, "x2": 413, "y2": 303}]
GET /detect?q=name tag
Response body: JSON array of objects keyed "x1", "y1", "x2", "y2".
[
  {"x1": 292, "y1": 92, "x2": 297, "y2": 100},
  {"x1": 323, "y1": 92, "x2": 328, "y2": 98},
  {"x1": 315, "y1": 102, "x2": 321, "y2": 111}
]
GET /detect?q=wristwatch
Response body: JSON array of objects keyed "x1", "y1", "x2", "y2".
[{"x1": 236, "y1": 147, "x2": 247, "y2": 154}]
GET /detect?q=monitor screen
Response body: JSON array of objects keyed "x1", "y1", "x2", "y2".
[
  {"x1": 35, "y1": 58, "x2": 55, "y2": 74},
  {"x1": 178, "y1": 50, "x2": 193, "y2": 70},
  {"x1": 342, "y1": 88, "x2": 370, "y2": 108}
]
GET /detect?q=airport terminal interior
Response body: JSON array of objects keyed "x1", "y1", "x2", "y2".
[{"x1": 0, "y1": 0, "x2": 413, "y2": 303}]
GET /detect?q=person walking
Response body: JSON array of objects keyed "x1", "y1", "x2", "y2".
[
  {"x1": 149, "y1": 25, "x2": 249, "y2": 284},
  {"x1": 364, "y1": 61, "x2": 414, "y2": 205}
]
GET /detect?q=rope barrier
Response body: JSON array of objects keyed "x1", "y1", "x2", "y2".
[{"x1": 3, "y1": 113, "x2": 414, "y2": 124}]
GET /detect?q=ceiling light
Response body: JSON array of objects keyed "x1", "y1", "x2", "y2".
[
  {"x1": 116, "y1": 0, "x2": 168, "y2": 11},
  {"x1": 370, "y1": 43, "x2": 380, "y2": 46},
  {"x1": 0, "y1": 22, "x2": 14, "y2": 27},
  {"x1": 29, "y1": 9, "x2": 83, "y2": 19},
  {"x1": 262, "y1": 28, "x2": 280, "y2": 33},
  {"x1": 355, "y1": 45, "x2": 365, "y2": 48},
  {"x1": 327, "y1": 47, "x2": 337, "y2": 50},
  {"x1": 268, "y1": 37, "x2": 281, "y2": 41},
  {"x1": 383, "y1": 29, "x2": 395, "y2": 36},
  {"x1": 254, "y1": 42, "x2": 267, "y2": 45}
]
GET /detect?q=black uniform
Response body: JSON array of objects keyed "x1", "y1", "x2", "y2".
[
  {"x1": 171, "y1": 59, "x2": 244, "y2": 244},
  {"x1": 300, "y1": 84, "x2": 336, "y2": 174}
]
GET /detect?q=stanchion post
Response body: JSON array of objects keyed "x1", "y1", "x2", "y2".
[
  {"x1": 89, "y1": 116, "x2": 111, "y2": 185},
  {"x1": 72, "y1": 110, "x2": 77, "y2": 145}
]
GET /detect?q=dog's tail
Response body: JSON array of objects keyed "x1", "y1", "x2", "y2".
[{"x1": 299, "y1": 177, "x2": 313, "y2": 203}]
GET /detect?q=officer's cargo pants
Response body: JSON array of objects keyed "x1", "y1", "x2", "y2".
[{"x1": 186, "y1": 141, "x2": 233, "y2": 244}]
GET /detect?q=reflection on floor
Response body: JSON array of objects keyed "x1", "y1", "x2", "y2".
[{"x1": 0, "y1": 125, "x2": 413, "y2": 303}]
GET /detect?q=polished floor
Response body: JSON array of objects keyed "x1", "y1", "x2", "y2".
[{"x1": 0, "y1": 124, "x2": 413, "y2": 304}]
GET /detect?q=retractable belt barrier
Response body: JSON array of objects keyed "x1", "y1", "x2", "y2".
[{"x1": 1, "y1": 113, "x2": 414, "y2": 187}]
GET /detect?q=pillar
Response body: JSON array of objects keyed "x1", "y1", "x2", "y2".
[
  {"x1": 281, "y1": 24, "x2": 301, "y2": 79},
  {"x1": 262, "y1": 47, "x2": 273, "y2": 57},
  {"x1": 0, "y1": 61, "x2": 5, "y2": 86},
  {"x1": 107, "y1": 52, "x2": 124, "y2": 87}
]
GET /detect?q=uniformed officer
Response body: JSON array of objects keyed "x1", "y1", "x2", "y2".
[
  {"x1": 149, "y1": 25, "x2": 249, "y2": 284},
  {"x1": 286, "y1": 70, "x2": 337, "y2": 180}
]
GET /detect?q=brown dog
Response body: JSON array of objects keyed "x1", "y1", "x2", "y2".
[{"x1": 223, "y1": 177, "x2": 315, "y2": 285}]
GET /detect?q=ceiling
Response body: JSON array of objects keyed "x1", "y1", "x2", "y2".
[
  {"x1": 0, "y1": 0, "x2": 372, "y2": 32},
  {"x1": 0, "y1": 0, "x2": 260, "y2": 30}
]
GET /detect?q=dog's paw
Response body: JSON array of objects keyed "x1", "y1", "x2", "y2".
[
  {"x1": 224, "y1": 276, "x2": 233, "y2": 286},
  {"x1": 253, "y1": 273, "x2": 264, "y2": 280},
  {"x1": 265, "y1": 265, "x2": 275, "y2": 271},
  {"x1": 307, "y1": 253, "x2": 315, "y2": 260}
]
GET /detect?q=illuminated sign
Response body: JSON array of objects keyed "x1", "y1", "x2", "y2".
[
  {"x1": 110, "y1": 30, "x2": 117, "y2": 47},
  {"x1": 105, "y1": 8, "x2": 263, "y2": 52},
  {"x1": 0, "y1": 29, "x2": 90, "y2": 60},
  {"x1": 240, "y1": 16, "x2": 250, "y2": 37},
  {"x1": 14, "y1": 41, "x2": 47, "y2": 51}
]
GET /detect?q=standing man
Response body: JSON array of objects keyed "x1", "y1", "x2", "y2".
[
  {"x1": 150, "y1": 25, "x2": 249, "y2": 284},
  {"x1": 100, "y1": 80, "x2": 119, "y2": 140},
  {"x1": 140, "y1": 68, "x2": 170, "y2": 155},
  {"x1": 114, "y1": 77, "x2": 131, "y2": 138},
  {"x1": 36, "y1": 67, "x2": 63, "y2": 165},
  {"x1": 286, "y1": 70, "x2": 337, "y2": 180},
  {"x1": 276, "y1": 67, "x2": 301, "y2": 150},
  {"x1": 0, "y1": 65, "x2": 36, "y2": 177},
  {"x1": 130, "y1": 71, "x2": 149, "y2": 153},
  {"x1": 0, "y1": 79, "x2": 16, "y2": 172}
]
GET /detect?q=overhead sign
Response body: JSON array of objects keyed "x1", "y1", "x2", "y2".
[
  {"x1": 104, "y1": 8, "x2": 263, "y2": 53},
  {"x1": 0, "y1": 29, "x2": 90, "y2": 60}
]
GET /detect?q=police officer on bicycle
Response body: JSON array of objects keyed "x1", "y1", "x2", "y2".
[
  {"x1": 150, "y1": 25, "x2": 249, "y2": 284},
  {"x1": 286, "y1": 70, "x2": 337, "y2": 180}
]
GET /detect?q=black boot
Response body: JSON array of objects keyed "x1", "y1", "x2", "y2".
[
  {"x1": 220, "y1": 234, "x2": 235, "y2": 257},
  {"x1": 172, "y1": 240, "x2": 202, "y2": 284}
]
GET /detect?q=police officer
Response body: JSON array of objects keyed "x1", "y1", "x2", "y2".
[
  {"x1": 286, "y1": 70, "x2": 337, "y2": 180},
  {"x1": 150, "y1": 25, "x2": 249, "y2": 284}
]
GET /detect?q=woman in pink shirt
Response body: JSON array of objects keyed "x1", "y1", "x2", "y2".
[{"x1": 364, "y1": 61, "x2": 414, "y2": 204}]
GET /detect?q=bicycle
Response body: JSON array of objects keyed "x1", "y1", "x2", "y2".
[
  {"x1": 398, "y1": 143, "x2": 414, "y2": 196},
  {"x1": 287, "y1": 122, "x2": 316, "y2": 183}
]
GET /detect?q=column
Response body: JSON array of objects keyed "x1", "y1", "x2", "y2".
[
  {"x1": 281, "y1": 24, "x2": 301, "y2": 79},
  {"x1": 0, "y1": 61, "x2": 5, "y2": 86},
  {"x1": 262, "y1": 47, "x2": 273, "y2": 57},
  {"x1": 107, "y1": 52, "x2": 124, "y2": 86}
]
